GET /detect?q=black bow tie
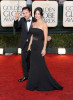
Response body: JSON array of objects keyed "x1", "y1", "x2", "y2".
[{"x1": 26, "y1": 19, "x2": 31, "y2": 22}]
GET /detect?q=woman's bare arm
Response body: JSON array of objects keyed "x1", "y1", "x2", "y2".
[
  {"x1": 41, "y1": 23, "x2": 48, "y2": 56},
  {"x1": 43, "y1": 23, "x2": 48, "y2": 50},
  {"x1": 27, "y1": 34, "x2": 33, "y2": 51}
]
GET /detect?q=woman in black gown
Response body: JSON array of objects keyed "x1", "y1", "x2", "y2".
[{"x1": 26, "y1": 7, "x2": 63, "y2": 91}]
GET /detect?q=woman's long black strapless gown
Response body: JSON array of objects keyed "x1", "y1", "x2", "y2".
[{"x1": 26, "y1": 28, "x2": 63, "y2": 91}]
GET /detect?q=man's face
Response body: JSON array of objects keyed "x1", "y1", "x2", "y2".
[{"x1": 22, "y1": 9, "x2": 31, "y2": 20}]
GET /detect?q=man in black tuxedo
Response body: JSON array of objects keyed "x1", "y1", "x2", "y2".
[{"x1": 14, "y1": 7, "x2": 36, "y2": 82}]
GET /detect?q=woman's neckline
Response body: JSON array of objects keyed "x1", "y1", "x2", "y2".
[{"x1": 32, "y1": 27, "x2": 43, "y2": 32}]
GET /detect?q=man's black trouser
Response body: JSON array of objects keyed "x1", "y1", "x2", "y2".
[{"x1": 21, "y1": 42, "x2": 30, "y2": 78}]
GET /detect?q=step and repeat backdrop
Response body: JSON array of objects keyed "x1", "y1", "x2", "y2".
[{"x1": 0, "y1": 1, "x2": 73, "y2": 33}]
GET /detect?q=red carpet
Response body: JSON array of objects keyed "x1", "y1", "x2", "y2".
[{"x1": 0, "y1": 54, "x2": 73, "y2": 100}]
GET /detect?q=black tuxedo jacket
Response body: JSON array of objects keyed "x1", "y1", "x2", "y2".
[{"x1": 14, "y1": 17, "x2": 36, "y2": 49}]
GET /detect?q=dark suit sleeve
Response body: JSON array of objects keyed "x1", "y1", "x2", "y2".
[{"x1": 13, "y1": 18, "x2": 22, "y2": 30}]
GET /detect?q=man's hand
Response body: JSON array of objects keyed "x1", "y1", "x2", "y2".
[{"x1": 14, "y1": 12, "x2": 19, "y2": 20}]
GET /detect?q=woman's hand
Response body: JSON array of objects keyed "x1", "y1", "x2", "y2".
[
  {"x1": 47, "y1": 36, "x2": 52, "y2": 41},
  {"x1": 27, "y1": 48, "x2": 31, "y2": 51},
  {"x1": 41, "y1": 48, "x2": 46, "y2": 56}
]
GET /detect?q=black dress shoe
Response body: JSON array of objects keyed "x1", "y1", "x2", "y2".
[{"x1": 18, "y1": 77, "x2": 28, "y2": 82}]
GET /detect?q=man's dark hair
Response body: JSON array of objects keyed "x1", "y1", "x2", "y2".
[{"x1": 22, "y1": 7, "x2": 31, "y2": 12}]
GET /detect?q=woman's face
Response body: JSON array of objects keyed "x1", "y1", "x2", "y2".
[{"x1": 35, "y1": 10, "x2": 42, "y2": 20}]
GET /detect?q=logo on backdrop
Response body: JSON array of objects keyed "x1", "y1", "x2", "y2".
[
  {"x1": 1, "y1": 1, "x2": 26, "y2": 27},
  {"x1": 32, "y1": 1, "x2": 58, "y2": 27},
  {"x1": 63, "y1": 1, "x2": 73, "y2": 27},
  {"x1": 43, "y1": 7, "x2": 55, "y2": 23}
]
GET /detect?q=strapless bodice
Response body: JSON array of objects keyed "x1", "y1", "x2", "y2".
[{"x1": 29, "y1": 28, "x2": 44, "y2": 41}]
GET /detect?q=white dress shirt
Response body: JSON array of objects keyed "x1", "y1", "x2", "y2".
[{"x1": 27, "y1": 16, "x2": 32, "y2": 31}]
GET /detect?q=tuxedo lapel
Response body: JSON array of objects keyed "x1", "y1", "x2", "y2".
[
  {"x1": 29, "y1": 22, "x2": 32, "y2": 30},
  {"x1": 25, "y1": 21, "x2": 29, "y2": 32},
  {"x1": 23, "y1": 18, "x2": 28, "y2": 32}
]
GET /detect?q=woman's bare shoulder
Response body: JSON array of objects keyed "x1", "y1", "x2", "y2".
[{"x1": 42, "y1": 21, "x2": 47, "y2": 28}]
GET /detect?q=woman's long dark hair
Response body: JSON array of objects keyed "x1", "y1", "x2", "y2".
[{"x1": 34, "y1": 7, "x2": 43, "y2": 17}]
